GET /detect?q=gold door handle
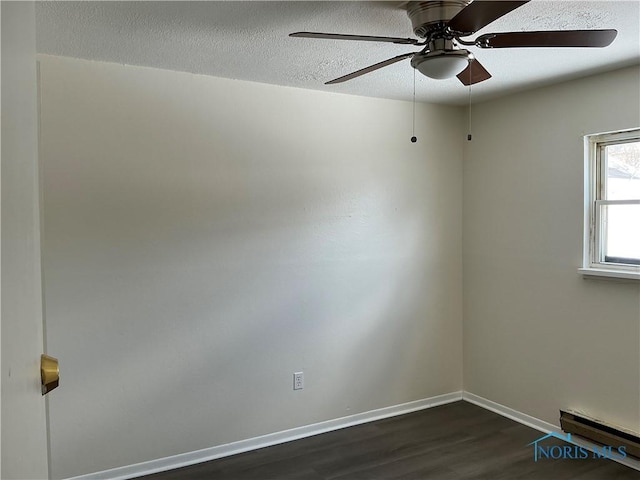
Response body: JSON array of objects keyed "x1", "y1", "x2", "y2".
[{"x1": 41, "y1": 354, "x2": 59, "y2": 395}]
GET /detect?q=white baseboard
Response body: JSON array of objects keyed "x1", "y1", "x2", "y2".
[
  {"x1": 66, "y1": 391, "x2": 463, "y2": 480},
  {"x1": 67, "y1": 391, "x2": 640, "y2": 479},
  {"x1": 463, "y1": 391, "x2": 640, "y2": 472},
  {"x1": 462, "y1": 391, "x2": 560, "y2": 434}
]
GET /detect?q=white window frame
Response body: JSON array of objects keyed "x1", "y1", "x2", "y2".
[{"x1": 580, "y1": 128, "x2": 640, "y2": 281}]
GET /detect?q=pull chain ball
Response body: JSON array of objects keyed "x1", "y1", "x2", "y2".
[{"x1": 411, "y1": 136, "x2": 417, "y2": 143}]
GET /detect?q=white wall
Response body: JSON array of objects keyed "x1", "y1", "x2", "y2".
[
  {"x1": 1, "y1": 2, "x2": 50, "y2": 478},
  {"x1": 38, "y1": 55, "x2": 464, "y2": 479},
  {"x1": 464, "y1": 66, "x2": 640, "y2": 431}
]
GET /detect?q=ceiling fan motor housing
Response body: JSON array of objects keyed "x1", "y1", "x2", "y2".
[{"x1": 406, "y1": 0, "x2": 472, "y2": 38}]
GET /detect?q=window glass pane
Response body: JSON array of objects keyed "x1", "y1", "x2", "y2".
[
  {"x1": 606, "y1": 141, "x2": 640, "y2": 200},
  {"x1": 602, "y1": 203, "x2": 640, "y2": 264}
]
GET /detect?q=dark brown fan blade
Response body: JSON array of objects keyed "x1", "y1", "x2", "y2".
[
  {"x1": 448, "y1": 1, "x2": 530, "y2": 35},
  {"x1": 325, "y1": 53, "x2": 415, "y2": 84},
  {"x1": 476, "y1": 29, "x2": 618, "y2": 48},
  {"x1": 457, "y1": 58, "x2": 492, "y2": 86},
  {"x1": 290, "y1": 32, "x2": 419, "y2": 45}
]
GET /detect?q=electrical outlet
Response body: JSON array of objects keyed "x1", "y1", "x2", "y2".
[{"x1": 293, "y1": 372, "x2": 304, "y2": 390}]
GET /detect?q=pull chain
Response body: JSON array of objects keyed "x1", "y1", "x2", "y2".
[
  {"x1": 467, "y1": 59, "x2": 472, "y2": 141},
  {"x1": 411, "y1": 68, "x2": 417, "y2": 143}
]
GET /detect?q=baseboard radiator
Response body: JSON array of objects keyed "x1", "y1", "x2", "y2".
[{"x1": 560, "y1": 409, "x2": 640, "y2": 459}]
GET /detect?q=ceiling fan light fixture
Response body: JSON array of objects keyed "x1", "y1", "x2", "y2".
[{"x1": 411, "y1": 50, "x2": 470, "y2": 80}]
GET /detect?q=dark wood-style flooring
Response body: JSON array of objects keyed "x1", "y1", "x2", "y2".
[{"x1": 142, "y1": 401, "x2": 638, "y2": 479}]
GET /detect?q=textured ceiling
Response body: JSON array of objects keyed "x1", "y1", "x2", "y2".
[{"x1": 36, "y1": 1, "x2": 640, "y2": 105}]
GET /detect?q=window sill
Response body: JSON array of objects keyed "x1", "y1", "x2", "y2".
[{"x1": 578, "y1": 267, "x2": 640, "y2": 282}]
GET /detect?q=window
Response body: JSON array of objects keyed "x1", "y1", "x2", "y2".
[{"x1": 582, "y1": 129, "x2": 640, "y2": 280}]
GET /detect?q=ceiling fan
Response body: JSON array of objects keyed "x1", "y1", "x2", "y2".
[{"x1": 289, "y1": 1, "x2": 618, "y2": 86}]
